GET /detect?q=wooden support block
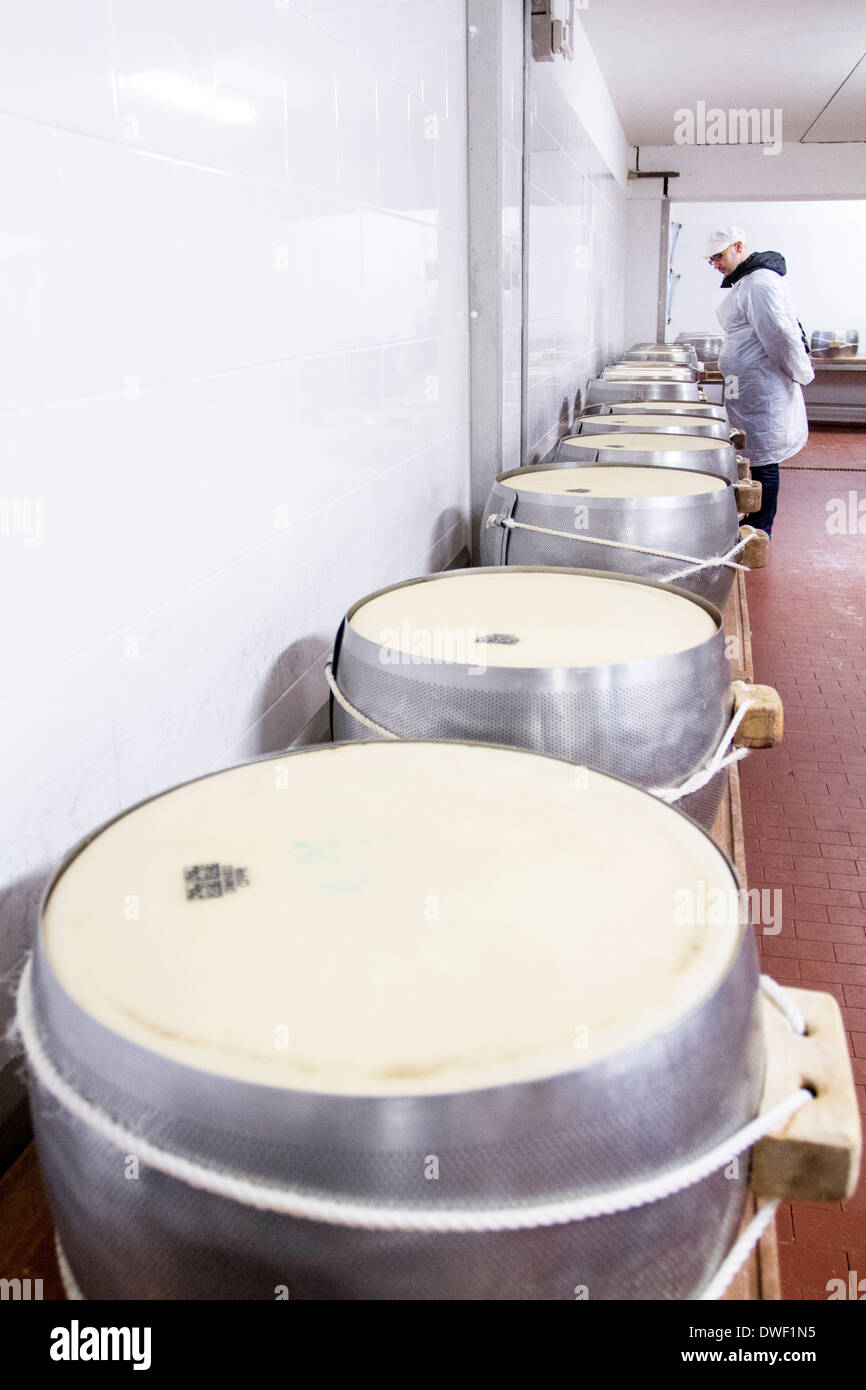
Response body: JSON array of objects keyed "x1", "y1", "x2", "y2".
[
  {"x1": 730, "y1": 428, "x2": 747, "y2": 450},
  {"x1": 736, "y1": 454, "x2": 751, "y2": 480},
  {"x1": 732, "y1": 681, "x2": 784, "y2": 747},
  {"x1": 739, "y1": 524, "x2": 770, "y2": 569},
  {"x1": 752, "y1": 988, "x2": 862, "y2": 1204},
  {"x1": 735, "y1": 478, "x2": 762, "y2": 514}
]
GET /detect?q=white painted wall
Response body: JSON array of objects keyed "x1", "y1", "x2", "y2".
[
  {"x1": 524, "y1": 14, "x2": 629, "y2": 463},
  {"x1": 624, "y1": 199, "x2": 662, "y2": 348},
  {"x1": 628, "y1": 141, "x2": 866, "y2": 202},
  {"x1": 0, "y1": 0, "x2": 470, "y2": 1104},
  {"x1": 669, "y1": 200, "x2": 866, "y2": 346},
  {"x1": 623, "y1": 141, "x2": 866, "y2": 344}
]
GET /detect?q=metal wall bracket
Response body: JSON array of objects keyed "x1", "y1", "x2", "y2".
[{"x1": 531, "y1": 1, "x2": 575, "y2": 62}]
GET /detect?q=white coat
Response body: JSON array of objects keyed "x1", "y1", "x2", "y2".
[{"x1": 716, "y1": 268, "x2": 815, "y2": 467}]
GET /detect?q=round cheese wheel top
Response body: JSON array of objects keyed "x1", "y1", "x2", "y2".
[
  {"x1": 565, "y1": 432, "x2": 726, "y2": 453},
  {"x1": 583, "y1": 414, "x2": 721, "y2": 432},
  {"x1": 592, "y1": 383, "x2": 700, "y2": 395},
  {"x1": 350, "y1": 568, "x2": 717, "y2": 668},
  {"x1": 605, "y1": 366, "x2": 694, "y2": 377},
  {"x1": 508, "y1": 465, "x2": 725, "y2": 499},
  {"x1": 600, "y1": 401, "x2": 720, "y2": 414},
  {"x1": 43, "y1": 743, "x2": 740, "y2": 1096}
]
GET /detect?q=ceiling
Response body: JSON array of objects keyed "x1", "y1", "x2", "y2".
[{"x1": 579, "y1": 0, "x2": 866, "y2": 146}]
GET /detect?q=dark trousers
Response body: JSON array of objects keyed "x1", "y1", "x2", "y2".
[{"x1": 748, "y1": 463, "x2": 780, "y2": 536}]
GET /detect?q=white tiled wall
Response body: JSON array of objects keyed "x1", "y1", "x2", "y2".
[
  {"x1": 499, "y1": 0, "x2": 523, "y2": 474},
  {"x1": 524, "y1": 20, "x2": 629, "y2": 463},
  {"x1": 0, "y1": 0, "x2": 470, "y2": 1083}
]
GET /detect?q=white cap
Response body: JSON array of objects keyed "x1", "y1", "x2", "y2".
[{"x1": 703, "y1": 225, "x2": 747, "y2": 258}]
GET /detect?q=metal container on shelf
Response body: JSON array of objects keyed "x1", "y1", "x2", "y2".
[
  {"x1": 810, "y1": 330, "x2": 859, "y2": 358},
  {"x1": 553, "y1": 429, "x2": 738, "y2": 484},
  {"x1": 24, "y1": 738, "x2": 764, "y2": 1300},
  {"x1": 676, "y1": 333, "x2": 724, "y2": 368},
  {"x1": 584, "y1": 379, "x2": 703, "y2": 406}
]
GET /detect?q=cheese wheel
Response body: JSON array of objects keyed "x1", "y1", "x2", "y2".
[
  {"x1": 510, "y1": 466, "x2": 725, "y2": 498},
  {"x1": 586, "y1": 383, "x2": 702, "y2": 403},
  {"x1": 583, "y1": 414, "x2": 723, "y2": 432},
  {"x1": 42, "y1": 743, "x2": 739, "y2": 1096},
  {"x1": 593, "y1": 400, "x2": 724, "y2": 417},
  {"x1": 605, "y1": 367, "x2": 694, "y2": 377},
  {"x1": 601, "y1": 400, "x2": 720, "y2": 412},
  {"x1": 564, "y1": 432, "x2": 727, "y2": 453},
  {"x1": 349, "y1": 569, "x2": 717, "y2": 668},
  {"x1": 624, "y1": 352, "x2": 693, "y2": 360}
]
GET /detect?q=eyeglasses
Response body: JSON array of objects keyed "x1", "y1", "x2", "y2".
[{"x1": 708, "y1": 245, "x2": 732, "y2": 265}]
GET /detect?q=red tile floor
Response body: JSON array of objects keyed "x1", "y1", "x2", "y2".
[{"x1": 740, "y1": 425, "x2": 866, "y2": 1300}]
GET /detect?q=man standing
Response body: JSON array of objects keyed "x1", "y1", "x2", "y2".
[{"x1": 705, "y1": 226, "x2": 814, "y2": 537}]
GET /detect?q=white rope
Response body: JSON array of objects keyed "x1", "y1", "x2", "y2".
[
  {"x1": 701, "y1": 972, "x2": 808, "y2": 1300},
  {"x1": 14, "y1": 959, "x2": 812, "y2": 1235},
  {"x1": 697, "y1": 1200, "x2": 780, "y2": 1301},
  {"x1": 54, "y1": 1231, "x2": 84, "y2": 1301},
  {"x1": 325, "y1": 661, "x2": 398, "y2": 740},
  {"x1": 759, "y1": 973, "x2": 808, "y2": 1037},
  {"x1": 650, "y1": 698, "x2": 754, "y2": 803},
  {"x1": 489, "y1": 515, "x2": 750, "y2": 576},
  {"x1": 665, "y1": 534, "x2": 749, "y2": 582}
]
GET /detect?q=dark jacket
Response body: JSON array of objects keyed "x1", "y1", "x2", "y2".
[{"x1": 720, "y1": 250, "x2": 787, "y2": 289}]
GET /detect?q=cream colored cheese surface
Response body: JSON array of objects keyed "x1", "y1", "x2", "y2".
[
  {"x1": 350, "y1": 570, "x2": 716, "y2": 667},
  {"x1": 601, "y1": 401, "x2": 721, "y2": 415},
  {"x1": 566, "y1": 432, "x2": 725, "y2": 454},
  {"x1": 43, "y1": 744, "x2": 740, "y2": 1096},
  {"x1": 604, "y1": 367, "x2": 694, "y2": 378},
  {"x1": 512, "y1": 466, "x2": 724, "y2": 498},
  {"x1": 584, "y1": 414, "x2": 721, "y2": 432}
]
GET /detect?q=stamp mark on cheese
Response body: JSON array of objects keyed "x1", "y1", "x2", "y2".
[{"x1": 183, "y1": 864, "x2": 250, "y2": 901}]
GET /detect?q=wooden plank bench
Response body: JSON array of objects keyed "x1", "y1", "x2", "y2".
[{"x1": 716, "y1": 571, "x2": 781, "y2": 1298}]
